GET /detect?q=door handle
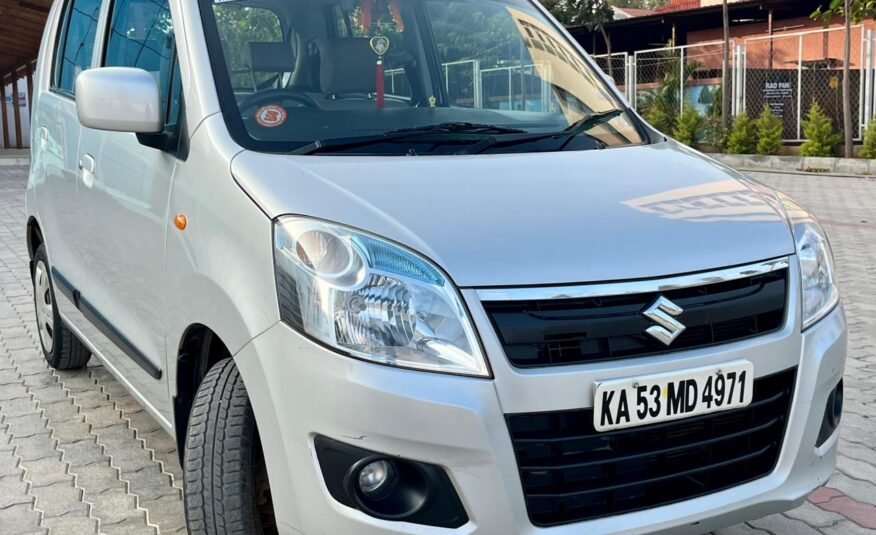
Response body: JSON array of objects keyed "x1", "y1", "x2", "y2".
[
  {"x1": 39, "y1": 127, "x2": 48, "y2": 149},
  {"x1": 78, "y1": 154, "x2": 96, "y2": 188}
]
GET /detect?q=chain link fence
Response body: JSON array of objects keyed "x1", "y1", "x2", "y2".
[
  {"x1": 592, "y1": 26, "x2": 875, "y2": 143},
  {"x1": 593, "y1": 52, "x2": 630, "y2": 101},
  {"x1": 629, "y1": 41, "x2": 733, "y2": 137},
  {"x1": 743, "y1": 26, "x2": 864, "y2": 140}
]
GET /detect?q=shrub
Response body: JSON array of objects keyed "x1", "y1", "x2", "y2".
[
  {"x1": 755, "y1": 106, "x2": 783, "y2": 156},
  {"x1": 800, "y1": 102, "x2": 841, "y2": 157},
  {"x1": 861, "y1": 120, "x2": 876, "y2": 159},
  {"x1": 672, "y1": 105, "x2": 703, "y2": 147},
  {"x1": 727, "y1": 112, "x2": 757, "y2": 154},
  {"x1": 643, "y1": 101, "x2": 676, "y2": 134}
]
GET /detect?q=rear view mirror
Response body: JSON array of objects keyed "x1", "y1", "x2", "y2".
[{"x1": 75, "y1": 67, "x2": 163, "y2": 134}]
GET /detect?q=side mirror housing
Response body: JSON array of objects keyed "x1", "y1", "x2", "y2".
[{"x1": 75, "y1": 67, "x2": 163, "y2": 134}]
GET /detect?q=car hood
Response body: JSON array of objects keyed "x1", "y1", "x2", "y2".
[{"x1": 231, "y1": 141, "x2": 794, "y2": 288}]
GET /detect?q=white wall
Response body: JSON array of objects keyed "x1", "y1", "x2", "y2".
[{"x1": 3, "y1": 77, "x2": 31, "y2": 149}]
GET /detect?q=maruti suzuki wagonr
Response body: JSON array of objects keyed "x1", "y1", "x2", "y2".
[{"x1": 26, "y1": 0, "x2": 847, "y2": 533}]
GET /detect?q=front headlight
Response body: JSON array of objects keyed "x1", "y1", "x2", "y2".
[
  {"x1": 273, "y1": 216, "x2": 488, "y2": 377},
  {"x1": 781, "y1": 196, "x2": 839, "y2": 329}
]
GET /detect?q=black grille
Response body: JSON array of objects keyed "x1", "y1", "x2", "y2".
[
  {"x1": 506, "y1": 367, "x2": 796, "y2": 527},
  {"x1": 484, "y1": 268, "x2": 787, "y2": 368}
]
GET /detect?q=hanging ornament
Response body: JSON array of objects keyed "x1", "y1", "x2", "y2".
[{"x1": 370, "y1": 35, "x2": 391, "y2": 110}]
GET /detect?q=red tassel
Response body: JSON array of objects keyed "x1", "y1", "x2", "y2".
[{"x1": 376, "y1": 60, "x2": 385, "y2": 110}]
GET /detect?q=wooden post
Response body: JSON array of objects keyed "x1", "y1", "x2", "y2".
[
  {"x1": 26, "y1": 63, "x2": 34, "y2": 109},
  {"x1": 0, "y1": 77, "x2": 8, "y2": 150},
  {"x1": 11, "y1": 70, "x2": 22, "y2": 150}
]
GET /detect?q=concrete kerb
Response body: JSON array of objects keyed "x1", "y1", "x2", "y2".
[{"x1": 709, "y1": 153, "x2": 876, "y2": 178}]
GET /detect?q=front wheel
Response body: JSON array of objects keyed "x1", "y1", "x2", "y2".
[
  {"x1": 184, "y1": 358, "x2": 277, "y2": 534},
  {"x1": 32, "y1": 245, "x2": 91, "y2": 370}
]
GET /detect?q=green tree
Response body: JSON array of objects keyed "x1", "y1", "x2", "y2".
[
  {"x1": 801, "y1": 102, "x2": 843, "y2": 157},
  {"x1": 812, "y1": 1, "x2": 876, "y2": 157},
  {"x1": 673, "y1": 105, "x2": 703, "y2": 147},
  {"x1": 861, "y1": 119, "x2": 876, "y2": 158},
  {"x1": 727, "y1": 112, "x2": 758, "y2": 154},
  {"x1": 213, "y1": 5, "x2": 283, "y2": 89},
  {"x1": 638, "y1": 57, "x2": 700, "y2": 135},
  {"x1": 573, "y1": 1, "x2": 616, "y2": 78},
  {"x1": 755, "y1": 106, "x2": 784, "y2": 155},
  {"x1": 539, "y1": 0, "x2": 575, "y2": 24}
]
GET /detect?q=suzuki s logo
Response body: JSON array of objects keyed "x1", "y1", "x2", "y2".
[{"x1": 642, "y1": 296, "x2": 686, "y2": 346}]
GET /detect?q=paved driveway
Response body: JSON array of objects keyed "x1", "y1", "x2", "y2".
[{"x1": 0, "y1": 165, "x2": 874, "y2": 534}]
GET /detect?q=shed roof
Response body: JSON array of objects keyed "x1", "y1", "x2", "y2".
[{"x1": 1, "y1": 1, "x2": 50, "y2": 77}]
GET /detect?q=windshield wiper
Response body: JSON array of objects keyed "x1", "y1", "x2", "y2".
[
  {"x1": 289, "y1": 122, "x2": 527, "y2": 155},
  {"x1": 456, "y1": 109, "x2": 623, "y2": 155},
  {"x1": 392, "y1": 122, "x2": 527, "y2": 135}
]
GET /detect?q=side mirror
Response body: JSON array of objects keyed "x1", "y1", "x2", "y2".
[{"x1": 75, "y1": 67, "x2": 163, "y2": 134}]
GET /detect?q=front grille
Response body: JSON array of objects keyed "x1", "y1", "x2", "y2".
[
  {"x1": 483, "y1": 267, "x2": 787, "y2": 368},
  {"x1": 506, "y1": 367, "x2": 796, "y2": 527}
]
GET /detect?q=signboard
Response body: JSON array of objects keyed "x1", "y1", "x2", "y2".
[
  {"x1": 762, "y1": 74, "x2": 794, "y2": 121},
  {"x1": 3, "y1": 92, "x2": 27, "y2": 107}
]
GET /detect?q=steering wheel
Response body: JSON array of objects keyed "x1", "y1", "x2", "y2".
[{"x1": 239, "y1": 88, "x2": 319, "y2": 113}]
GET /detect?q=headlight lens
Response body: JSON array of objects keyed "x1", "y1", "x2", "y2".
[
  {"x1": 782, "y1": 196, "x2": 839, "y2": 329},
  {"x1": 274, "y1": 216, "x2": 488, "y2": 377}
]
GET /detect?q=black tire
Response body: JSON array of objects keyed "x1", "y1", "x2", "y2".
[
  {"x1": 32, "y1": 245, "x2": 91, "y2": 370},
  {"x1": 184, "y1": 358, "x2": 277, "y2": 535}
]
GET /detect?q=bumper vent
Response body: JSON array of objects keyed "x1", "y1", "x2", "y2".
[
  {"x1": 483, "y1": 268, "x2": 787, "y2": 368},
  {"x1": 506, "y1": 367, "x2": 796, "y2": 527}
]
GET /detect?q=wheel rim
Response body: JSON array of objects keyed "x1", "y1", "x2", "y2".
[{"x1": 34, "y1": 261, "x2": 54, "y2": 353}]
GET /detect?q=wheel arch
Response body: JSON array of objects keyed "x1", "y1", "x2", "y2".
[
  {"x1": 173, "y1": 323, "x2": 233, "y2": 463},
  {"x1": 27, "y1": 216, "x2": 44, "y2": 263}
]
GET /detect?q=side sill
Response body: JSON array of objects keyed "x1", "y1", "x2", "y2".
[{"x1": 50, "y1": 267, "x2": 163, "y2": 380}]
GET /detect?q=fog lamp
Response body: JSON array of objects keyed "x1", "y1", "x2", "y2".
[{"x1": 358, "y1": 460, "x2": 397, "y2": 499}]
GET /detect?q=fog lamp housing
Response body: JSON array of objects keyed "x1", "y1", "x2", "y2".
[
  {"x1": 816, "y1": 379, "x2": 843, "y2": 447},
  {"x1": 315, "y1": 436, "x2": 468, "y2": 528}
]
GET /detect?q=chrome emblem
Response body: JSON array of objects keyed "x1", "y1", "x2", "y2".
[{"x1": 642, "y1": 296, "x2": 686, "y2": 346}]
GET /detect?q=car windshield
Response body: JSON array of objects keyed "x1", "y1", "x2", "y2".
[{"x1": 200, "y1": 0, "x2": 647, "y2": 154}]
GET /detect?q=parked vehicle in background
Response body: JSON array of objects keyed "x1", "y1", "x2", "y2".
[{"x1": 27, "y1": 0, "x2": 846, "y2": 533}]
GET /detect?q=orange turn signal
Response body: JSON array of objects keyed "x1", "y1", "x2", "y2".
[{"x1": 174, "y1": 213, "x2": 187, "y2": 231}]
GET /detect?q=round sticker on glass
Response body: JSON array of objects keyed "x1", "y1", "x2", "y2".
[{"x1": 255, "y1": 104, "x2": 287, "y2": 128}]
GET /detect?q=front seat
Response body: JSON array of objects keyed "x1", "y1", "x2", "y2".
[
  {"x1": 313, "y1": 37, "x2": 399, "y2": 108},
  {"x1": 244, "y1": 41, "x2": 296, "y2": 90}
]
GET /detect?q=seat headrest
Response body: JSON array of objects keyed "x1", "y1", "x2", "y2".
[
  {"x1": 245, "y1": 42, "x2": 296, "y2": 73},
  {"x1": 317, "y1": 38, "x2": 377, "y2": 95}
]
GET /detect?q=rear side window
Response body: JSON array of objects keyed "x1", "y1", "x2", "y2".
[
  {"x1": 54, "y1": 0, "x2": 103, "y2": 95},
  {"x1": 104, "y1": 0, "x2": 176, "y2": 115}
]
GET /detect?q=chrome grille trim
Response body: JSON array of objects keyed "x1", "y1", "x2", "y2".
[{"x1": 476, "y1": 257, "x2": 791, "y2": 302}]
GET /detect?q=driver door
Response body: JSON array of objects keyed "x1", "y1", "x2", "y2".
[{"x1": 75, "y1": 0, "x2": 182, "y2": 421}]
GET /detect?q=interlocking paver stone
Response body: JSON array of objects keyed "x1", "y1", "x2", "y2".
[
  {"x1": 0, "y1": 502, "x2": 44, "y2": 534},
  {"x1": 0, "y1": 164, "x2": 874, "y2": 534},
  {"x1": 0, "y1": 166, "x2": 184, "y2": 534}
]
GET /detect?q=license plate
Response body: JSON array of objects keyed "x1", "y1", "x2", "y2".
[{"x1": 593, "y1": 361, "x2": 755, "y2": 432}]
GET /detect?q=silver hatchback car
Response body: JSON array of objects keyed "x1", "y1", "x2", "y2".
[{"x1": 27, "y1": 0, "x2": 846, "y2": 533}]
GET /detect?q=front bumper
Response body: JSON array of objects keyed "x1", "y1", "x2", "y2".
[{"x1": 234, "y1": 299, "x2": 846, "y2": 535}]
